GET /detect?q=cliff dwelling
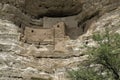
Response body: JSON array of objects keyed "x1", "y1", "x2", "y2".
[
  {"x1": 19, "y1": 16, "x2": 88, "y2": 52},
  {"x1": 20, "y1": 22, "x2": 67, "y2": 52}
]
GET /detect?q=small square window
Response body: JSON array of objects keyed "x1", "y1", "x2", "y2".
[{"x1": 31, "y1": 30, "x2": 34, "y2": 33}]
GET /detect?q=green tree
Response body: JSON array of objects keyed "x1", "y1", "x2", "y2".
[{"x1": 68, "y1": 30, "x2": 120, "y2": 80}]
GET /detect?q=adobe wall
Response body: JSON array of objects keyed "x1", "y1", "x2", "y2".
[
  {"x1": 53, "y1": 22, "x2": 66, "y2": 52},
  {"x1": 43, "y1": 17, "x2": 84, "y2": 39},
  {"x1": 54, "y1": 22, "x2": 65, "y2": 38},
  {"x1": 43, "y1": 16, "x2": 77, "y2": 28},
  {"x1": 22, "y1": 22, "x2": 67, "y2": 52},
  {"x1": 24, "y1": 27, "x2": 54, "y2": 44}
]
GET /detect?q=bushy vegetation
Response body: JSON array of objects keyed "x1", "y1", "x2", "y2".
[{"x1": 68, "y1": 29, "x2": 120, "y2": 80}]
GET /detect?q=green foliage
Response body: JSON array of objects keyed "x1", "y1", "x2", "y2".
[
  {"x1": 68, "y1": 67, "x2": 104, "y2": 80},
  {"x1": 68, "y1": 30, "x2": 120, "y2": 80}
]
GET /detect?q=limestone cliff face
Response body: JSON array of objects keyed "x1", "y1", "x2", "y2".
[
  {"x1": 0, "y1": 0, "x2": 120, "y2": 26},
  {"x1": 24, "y1": 0, "x2": 82, "y2": 18},
  {"x1": 0, "y1": 0, "x2": 120, "y2": 80}
]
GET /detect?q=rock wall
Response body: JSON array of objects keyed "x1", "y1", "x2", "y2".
[
  {"x1": 24, "y1": 0, "x2": 82, "y2": 18},
  {"x1": 0, "y1": 0, "x2": 120, "y2": 26},
  {"x1": 0, "y1": 0, "x2": 120, "y2": 80},
  {"x1": 0, "y1": 0, "x2": 120, "y2": 39},
  {"x1": 0, "y1": 19, "x2": 88, "y2": 80}
]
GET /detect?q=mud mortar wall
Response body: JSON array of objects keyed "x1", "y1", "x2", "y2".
[
  {"x1": 22, "y1": 22, "x2": 67, "y2": 52},
  {"x1": 24, "y1": 27, "x2": 54, "y2": 44}
]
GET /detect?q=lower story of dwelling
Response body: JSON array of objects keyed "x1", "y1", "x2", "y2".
[{"x1": 20, "y1": 22, "x2": 68, "y2": 52}]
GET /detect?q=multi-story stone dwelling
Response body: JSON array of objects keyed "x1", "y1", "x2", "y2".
[
  {"x1": 21, "y1": 22, "x2": 67, "y2": 52},
  {"x1": 20, "y1": 16, "x2": 85, "y2": 52}
]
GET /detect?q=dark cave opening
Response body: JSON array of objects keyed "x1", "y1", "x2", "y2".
[{"x1": 34, "y1": 12, "x2": 80, "y2": 19}]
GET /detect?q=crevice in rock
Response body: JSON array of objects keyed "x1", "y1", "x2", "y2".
[
  {"x1": 78, "y1": 10, "x2": 100, "y2": 27},
  {"x1": 8, "y1": 76, "x2": 23, "y2": 79},
  {"x1": 35, "y1": 54, "x2": 85, "y2": 59}
]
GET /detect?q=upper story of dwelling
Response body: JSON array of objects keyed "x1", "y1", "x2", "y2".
[{"x1": 21, "y1": 22, "x2": 66, "y2": 45}]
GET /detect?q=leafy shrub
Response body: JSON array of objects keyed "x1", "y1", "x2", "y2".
[{"x1": 68, "y1": 30, "x2": 120, "y2": 80}]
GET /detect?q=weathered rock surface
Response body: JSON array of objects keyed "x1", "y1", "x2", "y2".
[
  {"x1": 0, "y1": 0, "x2": 120, "y2": 80},
  {"x1": 25, "y1": 0, "x2": 82, "y2": 18},
  {"x1": 0, "y1": 0, "x2": 120, "y2": 26},
  {"x1": 0, "y1": 0, "x2": 120, "y2": 39},
  {"x1": 0, "y1": 19, "x2": 88, "y2": 80}
]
